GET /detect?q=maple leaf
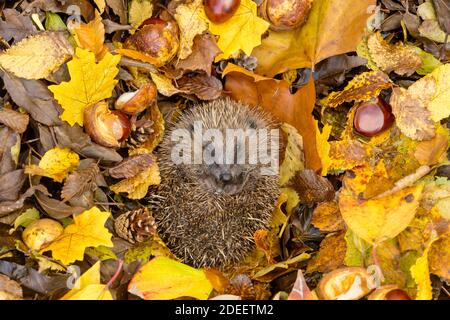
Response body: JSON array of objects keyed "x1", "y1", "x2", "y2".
[
  {"x1": 25, "y1": 147, "x2": 80, "y2": 182},
  {"x1": 110, "y1": 160, "x2": 161, "y2": 199},
  {"x1": 41, "y1": 207, "x2": 113, "y2": 265},
  {"x1": 72, "y1": 11, "x2": 108, "y2": 60},
  {"x1": 49, "y1": 48, "x2": 121, "y2": 126},
  {"x1": 0, "y1": 32, "x2": 73, "y2": 80},
  {"x1": 61, "y1": 261, "x2": 113, "y2": 300},
  {"x1": 128, "y1": 256, "x2": 213, "y2": 300},
  {"x1": 252, "y1": 0, "x2": 375, "y2": 77},
  {"x1": 174, "y1": 0, "x2": 208, "y2": 60},
  {"x1": 200, "y1": 0, "x2": 269, "y2": 61}
]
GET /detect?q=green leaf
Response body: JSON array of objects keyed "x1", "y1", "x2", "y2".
[{"x1": 13, "y1": 208, "x2": 40, "y2": 230}]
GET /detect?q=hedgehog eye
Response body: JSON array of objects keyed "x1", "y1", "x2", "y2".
[
  {"x1": 248, "y1": 119, "x2": 257, "y2": 129},
  {"x1": 188, "y1": 124, "x2": 194, "y2": 133}
]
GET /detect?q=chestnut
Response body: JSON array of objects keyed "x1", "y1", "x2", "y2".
[
  {"x1": 84, "y1": 102, "x2": 131, "y2": 148},
  {"x1": 124, "y1": 18, "x2": 179, "y2": 67},
  {"x1": 259, "y1": 0, "x2": 312, "y2": 31},
  {"x1": 368, "y1": 285, "x2": 411, "y2": 300},
  {"x1": 22, "y1": 219, "x2": 63, "y2": 251},
  {"x1": 204, "y1": 0, "x2": 241, "y2": 24},
  {"x1": 353, "y1": 97, "x2": 394, "y2": 137},
  {"x1": 115, "y1": 82, "x2": 157, "y2": 115}
]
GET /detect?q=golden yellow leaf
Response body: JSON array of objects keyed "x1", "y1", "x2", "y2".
[
  {"x1": 73, "y1": 11, "x2": 108, "y2": 60},
  {"x1": 94, "y1": 0, "x2": 106, "y2": 13},
  {"x1": 25, "y1": 147, "x2": 79, "y2": 182},
  {"x1": 129, "y1": 0, "x2": 153, "y2": 32},
  {"x1": 424, "y1": 63, "x2": 450, "y2": 122},
  {"x1": 339, "y1": 185, "x2": 423, "y2": 244},
  {"x1": 174, "y1": 0, "x2": 208, "y2": 60},
  {"x1": 311, "y1": 200, "x2": 345, "y2": 233},
  {"x1": 428, "y1": 233, "x2": 450, "y2": 282},
  {"x1": 128, "y1": 256, "x2": 213, "y2": 300},
  {"x1": 279, "y1": 123, "x2": 305, "y2": 186},
  {"x1": 61, "y1": 261, "x2": 113, "y2": 300},
  {"x1": 252, "y1": 0, "x2": 375, "y2": 77},
  {"x1": 314, "y1": 121, "x2": 332, "y2": 176},
  {"x1": 307, "y1": 231, "x2": 346, "y2": 273},
  {"x1": 200, "y1": 0, "x2": 269, "y2": 61},
  {"x1": 110, "y1": 160, "x2": 161, "y2": 199},
  {"x1": 0, "y1": 32, "x2": 73, "y2": 80},
  {"x1": 49, "y1": 48, "x2": 120, "y2": 126},
  {"x1": 150, "y1": 72, "x2": 184, "y2": 96},
  {"x1": 414, "y1": 133, "x2": 448, "y2": 165},
  {"x1": 41, "y1": 207, "x2": 113, "y2": 265}
]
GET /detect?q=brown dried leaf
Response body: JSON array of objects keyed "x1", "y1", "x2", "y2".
[
  {"x1": 414, "y1": 133, "x2": 449, "y2": 165},
  {"x1": 322, "y1": 71, "x2": 392, "y2": 108},
  {"x1": 0, "y1": 127, "x2": 20, "y2": 175},
  {"x1": 177, "y1": 73, "x2": 223, "y2": 100},
  {"x1": 311, "y1": 200, "x2": 345, "y2": 232},
  {"x1": 108, "y1": 154, "x2": 154, "y2": 179},
  {"x1": 0, "y1": 9, "x2": 37, "y2": 42},
  {"x1": 0, "y1": 108, "x2": 29, "y2": 133},
  {"x1": 0, "y1": 170, "x2": 25, "y2": 202},
  {"x1": 61, "y1": 163, "x2": 100, "y2": 201},
  {"x1": 0, "y1": 274, "x2": 23, "y2": 300},
  {"x1": 367, "y1": 32, "x2": 422, "y2": 76},
  {"x1": 390, "y1": 86, "x2": 436, "y2": 141},
  {"x1": 0, "y1": 185, "x2": 47, "y2": 218},
  {"x1": 307, "y1": 231, "x2": 346, "y2": 273},
  {"x1": 35, "y1": 190, "x2": 84, "y2": 219},
  {"x1": 176, "y1": 34, "x2": 221, "y2": 76},
  {"x1": 286, "y1": 169, "x2": 335, "y2": 204}
]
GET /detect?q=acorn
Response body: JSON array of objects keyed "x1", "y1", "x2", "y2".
[
  {"x1": 353, "y1": 97, "x2": 394, "y2": 137},
  {"x1": 204, "y1": 0, "x2": 241, "y2": 23},
  {"x1": 124, "y1": 17, "x2": 179, "y2": 67},
  {"x1": 84, "y1": 102, "x2": 131, "y2": 148},
  {"x1": 258, "y1": 0, "x2": 313, "y2": 31},
  {"x1": 115, "y1": 82, "x2": 157, "y2": 115},
  {"x1": 22, "y1": 219, "x2": 63, "y2": 251},
  {"x1": 368, "y1": 285, "x2": 411, "y2": 300}
]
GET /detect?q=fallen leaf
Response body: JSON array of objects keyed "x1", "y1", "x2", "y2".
[
  {"x1": 49, "y1": 48, "x2": 121, "y2": 126},
  {"x1": 108, "y1": 154, "x2": 154, "y2": 179},
  {"x1": 174, "y1": 0, "x2": 208, "y2": 60},
  {"x1": 307, "y1": 231, "x2": 346, "y2": 273},
  {"x1": 200, "y1": 0, "x2": 269, "y2": 61},
  {"x1": 25, "y1": 147, "x2": 80, "y2": 182},
  {"x1": 41, "y1": 206, "x2": 113, "y2": 265},
  {"x1": 428, "y1": 233, "x2": 450, "y2": 282},
  {"x1": 252, "y1": 0, "x2": 376, "y2": 77},
  {"x1": 311, "y1": 200, "x2": 345, "y2": 233},
  {"x1": 0, "y1": 274, "x2": 23, "y2": 300},
  {"x1": 286, "y1": 169, "x2": 335, "y2": 204},
  {"x1": 0, "y1": 170, "x2": 25, "y2": 202},
  {"x1": 61, "y1": 261, "x2": 113, "y2": 300},
  {"x1": 177, "y1": 73, "x2": 223, "y2": 100},
  {"x1": 315, "y1": 122, "x2": 332, "y2": 176},
  {"x1": 128, "y1": 256, "x2": 213, "y2": 300},
  {"x1": 0, "y1": 32, "x2": 73, "y2": 80},
  {"x1": 0, "y1": 8, "x2": 37, "y2": 42},
  {"x1": 414, "y1": 133, "x2": 448, "y2": 165},
  {"x1": 61, "y1": 162, "x2": 100, "y2": 201},
  {"x1": 279, "y1": 123, "x2": 305, "y2": 186},
  {"x1": 128, "y1": 0, "x2": 153, "y2": 32},
  {"x1": 339, "y1": 185, "x2": 423, "y2": 244},
  {"x1": 72, "y1": 11, "x2": 108, "y2": 60},
  {"x1": 0, "y1": 108, "x2": 29, "y2": 134},
  {"x1": 176, "y1": 34, "x2": 221, "y2": 75}
]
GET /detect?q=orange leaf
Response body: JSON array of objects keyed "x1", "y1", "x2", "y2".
[
  {"x1": 73, "y1": 11, "x2": 108, "y2": 60},
  {"x1": 115, "y1": 48, "x2": 161, "y2": 66}
]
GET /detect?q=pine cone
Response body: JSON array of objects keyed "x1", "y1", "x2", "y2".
[
  {"x1": 224, "y1": 274, "x2": 256, "y2": 300},
  {"x1": 114, "y1": 207, "x2": 157, "y2": 243},
  {"x1": 125, "y1": 119, "x2": 154, "y2": 148},
  {"x1": 233, "y1": 54, "x2": 258, "y2": 71}
]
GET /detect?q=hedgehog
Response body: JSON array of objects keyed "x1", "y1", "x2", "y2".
[{"x1": 153, "y1": 98, "x2": 280, "y2": 268}]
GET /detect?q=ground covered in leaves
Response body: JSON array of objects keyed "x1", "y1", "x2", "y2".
[{"x1": 0, "y1": 0, "x2": 449, "y2": 300}]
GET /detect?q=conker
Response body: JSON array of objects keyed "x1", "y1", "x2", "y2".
[
  {"x1": 353, "y1": 97, "x2": 394, "y2": 137},
  {"x1": 368, "y1": 285, "x2": 411, "y2": 300},
  {"x1": 204, "y1": 0, "x2": 241, "y2": 24},
  {"x1": 22, "y1": 219, "x2": 63, "y2": 251},
  {"x1": 259, "y1": 0, "x2": 312, "y2": 31},
  {"x1": 124, "y1": 18, "x2": 179, "y2": 67},
  {"x1": 115, "y1": 82, "x2": 157, "y2": 115}
]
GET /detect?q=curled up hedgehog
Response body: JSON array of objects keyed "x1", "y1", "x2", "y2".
[{"x1": 153, "y1": 98, "x2": 280, "y2": 268}]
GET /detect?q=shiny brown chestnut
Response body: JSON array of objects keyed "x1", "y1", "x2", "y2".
[
  {"x1": 84, "y1": 102, "x2": 131, "y2": 148},
  {"x1": 353, "y1": 97, "x2": 394, "y2": 137},
  {"x1": 204, "y1": 0, "x2": 241, "y2": 24},
  {"x1": 115, "y1": 82, "x2": 157, "y2": 115},
  {"x1": 368, "y1": 285, "x2": 411, "y2": 300},
  {"x1": 259, "y1": 0, "x2": 313, "y2": 31}
]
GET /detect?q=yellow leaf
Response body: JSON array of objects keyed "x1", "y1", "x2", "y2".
[
  {"x1": 174, "y1": 0, "x2": 208, "y2": 60},
  {"x1": 61, "y1": 261, "x2": 113, "y2": 300},
  {"x1": 314, "y1": 121, "x2": 332, "y2": 176},
  {"x1": 252, "y1": 0, "x2": 375, "y2": 77},
  {"x1": 41, "y1": 207, "x2": 113, "y2": 265},
  {"x1": 200, "y1": 0, "x2": 269, "y2": 61},
  {"x1": 110, "y1": 161, "x2": 161, "y2": 199},
  {"x1": 425, "y1": 63, "x2": 450, "y2": 122},
  {"x1": 339, "y1": 185, "x2": 423, "y2": 244},
  {"x1": 73, "y1": 11, "x2": 108, "y2": 60},
  {"x1": 279, "y1": 123, "x2": 305, "y2": 186},
  {"x1": 150, "y1": 72, "x2": 184, "y2": 96},
  {"x1": 49, "y1": 48, "x2": 121, "y2": 126},
  {"x1": 25, "y1": 147, "x2": 79, "y2": 182},
  {"x1": 0, "y1": 32, "x2": 73, "y2": 80},
  {"x1": 428, "y1": 233, "x2": 450, "y2": 282},
  {"x1": 94, "y1": 0, "x2": 106, "y2": 13},
  {"x1": 129, "y1": 0, "x2": 153, "y2": 32},
  {"x1": 128, "y1": 256, "x2": 213, "y2": 300}
]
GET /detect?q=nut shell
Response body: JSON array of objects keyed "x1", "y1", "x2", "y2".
[
  {"x1": 368, "y1": 285, "x2": 411, "y2": 300},
  {"x1": 124, "y1": 19, "x2": 179, "y2": 67},
  {"x1": 259, "y1": 0, "x2": 313, "y2": 31},
  {"x1": 22, "y1": 219, "x2": 63, "y2": 251},
  {"x1": 317, "y1": 267, "x2": 374, "y2": 300},
  {"x1": 84, "y1": 102, "x2": 131, "y2": 148},
  {"x1": 115, "y1": 82, "x2": 157, "y2": 115}
]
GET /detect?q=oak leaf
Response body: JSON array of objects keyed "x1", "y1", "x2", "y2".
[
  {"x1": 41, "y1": 207, "x2": 113, "y2": 265},
  {"x1": 200, "y1": 0, "x2": 269, "y2": 61},
  {"x1": 61, "y1": 261, "x2": 113, "y2": 300},
  {"x1": 128, "y1": 256, "x2": 213, "y2": 300},
  {"x1": 25, "y1": 147, "x2": 80, "y2": 182},
  {"x1": 49, "y1": 48, "x2": 121, "y2": 126},
  {"x1": 0, "y1": 32, "x2": 73, "y2": 80},
  {"x1": 252, "y1": 0, "x2": 375, "y2": 77}
]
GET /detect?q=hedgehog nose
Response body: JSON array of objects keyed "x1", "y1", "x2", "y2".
[{"x1": 219, "y1": 173, "x2": 233, "y2": 183}]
